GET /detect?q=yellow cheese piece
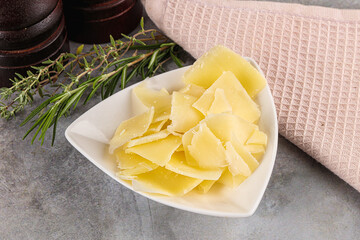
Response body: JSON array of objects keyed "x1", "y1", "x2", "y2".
[
  {"x1": 244, "y1": 144, "x2": 266, "y2": 161},
  {"x1": 192, "y1": 92, "x2": 212, "y2": 116},
  {"x1": 246, "y1": 129, "x2": 268, "y2": 146},
  {"x1": 133, "y1": 83, "x2": 171, "y2": 122},
  {"x1": 252, "y1": 152, "x2": 265, "y2": 162},
  {"x1": 132, "y1": 167, "x2": 202, "y2": 196},
  {"x1": 116, "y1": 172, "x2": 137, "y2": 180},
  {"x1": 217, "y1": 169, "x2": 247, "y2": 188},
  {"x1": 167, "y1": 129, "x2": 183, "y2": 137},
  {"x1": 204, "y1": 113, "x2": 257, "y2": 145},
  {"x1": 165, "y1": 152, "x2": 223, "y2": 180},
  {"x1": 153, "y1": 111, "x2": 171, "y2": 123},
  {"x1": 244, "y1": 144, "x2": 265, "y2": 154},
  {"x1": 193, "y1": 71, "x2": 260, "y2": 123},
  {"x1": 207, "y1": 88, "x2": 232, "y2": 115},
  {"x1": 109, "y1": 107, "x2": 154, "y2": 154},
  {"x1": 145, "y1": 119, "x2": 169, "y2": 134},
  {"x1": 187, "y1": 122, "x2": 227, "y2": 169},
  {"x1": 231, "y1": 136, "x2": 259, "y2": 172},
  {"x1": 125, "y1": 135, "x2": 182, "y2": 167},
  {"x1": 114, "y1": 148, "x2": 158, "y2": 170},
  {"x1": 182, "y1": 125, "x2": 200, "y2": 166},
  {"x1": 118, "y1": 165, "x2": 159, "y2": 177},
  {"x1": 176, "y1": 145, "x2": 184, "y2": 152},
  {"x1": 225, "y1": 142, "x2": 252, "y2": 176},
  {"x1": 168, "y1": 91, "x2": 204, "y2": 133},
  {"x1": 182, "y1": 45, "x2": 266, "y2": 98},
  {"x1": 197, "y1": 180, "x2": 216, "y2": 193},
  {"x1": 179, "y1": 84, "x2": 205, "y2": 98},
  {"x1": 127, "y1": 129, "x2": 170, "y2": 148}
]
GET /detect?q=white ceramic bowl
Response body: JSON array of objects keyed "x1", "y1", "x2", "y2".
[{"x1": 65, "y1": 58, "x2": 278, "y2": 217}]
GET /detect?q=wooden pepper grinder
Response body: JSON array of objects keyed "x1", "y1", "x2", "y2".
[
  {"x1": 0, "y1": 0, "x2": 70, "y2": 87},
  {"x1": 62, "y1": 0, "x2": 143, "y2": 43}
]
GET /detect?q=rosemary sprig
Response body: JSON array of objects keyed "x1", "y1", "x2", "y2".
[{"x1": 0, "y1": 19, "x2": 184, "y2": 145}]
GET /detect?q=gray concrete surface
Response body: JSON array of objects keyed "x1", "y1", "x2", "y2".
[{"x1": 1, "y1": 1, "x2": 360, "y2": 239}]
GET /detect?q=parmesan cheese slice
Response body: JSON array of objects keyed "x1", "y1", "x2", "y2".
[
  {"x1": 133, "y1": 83, "x2": 172, "y2": 122},
  {"x1": 165, "y1": 152, "x2": 223, "y2": 180},
  {"x1": 231, "y1": 135, "x2": 259, "y2": 172},
  {"x1": 109, "y1": 107, "x2": 154, "y2": 154},
  {"x1": 132, "y1": 167, "x2": 202, "y2": 196},
  {"x1": 146, "y1": 119, "x2": 169, "y2": 134},
  {"x1": 187, "y1": 122, "x2": 227, "y2": 169},
  {"x1": 225, "y1": 142, "x2": 252, "y2": 176},
  {"x1": 179, "y1": 84, "x2": 205, "y2": 98},
  {"x1": 207, "y1": 88, "x2": 232, "y2": 115},
  {"x1": 168, "y1": 91, "x2": 204, "y2": 133},
  {"x1": 217, "y1": 168, "x2": 247, "y2": 188},
  {"x1": 119, "y1": 165, "x2": 159, "y2": 176},
  {"x1": 197, "y1": 180, "x2": 216, "y2": 193},
  {"x1": 246, "y1": 129, "x2": 268, "y2": 145},
  {"x1": 244, "y1": 144, "x2": 265, "y2": 154},
  {"x1": 182, "y1": 45, "x2": 266, "y2": 98},
  {"x1": 127, "y1": 129, "x2": 170, "y2": 148},
  {"x1": 204, "y1": 113, "x2": 257, "y2": 145},
  {"x1": 125, "y1": 134, "x2": 182, "y2": 166},
  {"x1": 176, "y1": 145, "x2": 184, "y2": 152},
  {"x1": 244, "y1": 144, "x2": 266, "y2": 161},
  {"x1": 193, "y1": 71, "x2": 260, "y2": 123},
  {"x1": 182, "y1": 125, "x2": 200, "y2": 167},
  {"x1": 114, "y1": 148, "x2": 158, "y2": 170},
  {"x1": 110, "y1": 46, "x2": 269, "y2": 195}
]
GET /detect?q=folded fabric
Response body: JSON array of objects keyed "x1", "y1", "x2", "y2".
[{"x1": 143, "y1": 0, "x2": 360, "y2": 192}]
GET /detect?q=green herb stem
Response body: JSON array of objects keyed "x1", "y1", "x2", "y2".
[{"x1": 0, "y1": 18, "x2": 184, "y2": 145}]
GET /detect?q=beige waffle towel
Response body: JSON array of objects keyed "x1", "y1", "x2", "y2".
[{"x1": 143, "y1": 0, "x2": 360, "y2": 192}]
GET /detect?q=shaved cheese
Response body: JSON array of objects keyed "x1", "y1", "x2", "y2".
[
  {"x1": 182, "y1": 125, "x2": 200, "y2": 166},
  {"x1": 182, "y1": 45, "x2": 266, "y2": 98},
  {"x1": 197, "y1": 180, "x2": 216, "y2": 193},
  {"x1": 244, "y1": 144, "x2": 266, "y2": 161},
  {"x1": 207, "y1": 88, "x2": 232, "y2": 115},
  {"x1": 191, "y1": 91, "x2": 212, "y2": 116},
  {"x1": 114, "y1": 148, "x2": 158, "y2": 170},
  {"x1": 168, "y1": 91, "x2": 204, "y2": 133},
  {"x1": 109, "y1": 107, "x2": 154, "y2": 154},
  {"x1": 127, "y1": 129, "x2": 170, "y2": 148},
  {"x1": 246, "y1": 129, "x2": 268, "y2": 145},
  {"x1": 109, "y1": 46, "x2": 269, "y2": 196},
  {"x1": 217, "y1": 168, "x2": 247, "y2": 188},
  {"x1": 244, "y1": 144, "x2": 265, "y2": 154},
  {"x1": 225, "y1": 142, "x2": 252, "y2": 176},
  {"x1": 176, "y1": 145, "x2": 184, "y2": 152},
  {"x1": 187, "y1": 122, "x2": 227, "y2": 169},
  {"x1": 132, "y1": 167, "x2": 202, "y2": 196},
  {"x1": 193, "y1": 71, "x2": 260, "y2": 123},
  {"x1": 119, "y1": 164, "x2": 158, "y2": 176},
  {"x1": 165, "y1": 152, "x2": 223, "y2": 180},
  {"x1": 179, "y1": 84, "x2": 205, "y2": 98},
  {"x1": 146, "y1": 119, "x2": 169, "y2": 134},
  {"x1": 231, "y1": 135, "x2": 259, "y2": 172},
  {"x1": 204, "y1": 113, "x2": 257, "y2": 145},
  {"x1": 125, "y1": 135, "x2": 181, "y2": 166},
  {"x1": 133, "y1": 83, "x2": 172, "y2": 122}
]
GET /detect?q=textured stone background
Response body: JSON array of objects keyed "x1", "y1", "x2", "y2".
[{"x1": 1, "y1": 1, "x2": 360, "y2": 239}]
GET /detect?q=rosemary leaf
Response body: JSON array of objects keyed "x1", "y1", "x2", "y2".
[
  {"x1": 76, "y1": 45, "x2": 84, "y2": 55},
  {"x1": 121, "y1": 65, "x2": 128, "y2": 89},
  {"x1": 110, "y1": 35, "x2": 116, "y2": 48},
  {"x1": 148, "y1": 49, "x2": 160, "y2": 70}
]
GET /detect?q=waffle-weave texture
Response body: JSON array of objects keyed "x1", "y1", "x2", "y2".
[{"x1": 144, "y1": 0, "x2": 360, "y2": 192}]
